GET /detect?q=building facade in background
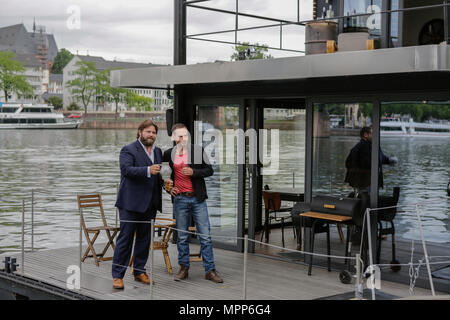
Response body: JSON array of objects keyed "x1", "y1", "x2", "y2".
[
  {"x1": 0, "y1": 22, "x2": 58, "y2": 103},
  {"x1": 63, "y1": 55, "x2": 171, "y2": 112}
]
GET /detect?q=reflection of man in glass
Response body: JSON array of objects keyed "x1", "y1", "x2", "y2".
[
  {"x1": 345, "y1": 127, "x2": 397, "y2": 195},
  {"x1": 163, "y1": 123, "x2": 223, "y2": 283}
]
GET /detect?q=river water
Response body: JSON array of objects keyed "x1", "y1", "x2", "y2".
[{"x1": 0, "y1": 129, "x2": 448, "y2": 253}]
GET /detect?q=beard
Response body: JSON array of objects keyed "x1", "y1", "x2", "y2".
[{"x1": 140, "y1": 136, "x2": 154, "y2": 147}]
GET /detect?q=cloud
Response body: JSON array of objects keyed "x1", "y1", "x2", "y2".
[{"x1": 1, "y1": 0, "x2": 313, "y2": 65}]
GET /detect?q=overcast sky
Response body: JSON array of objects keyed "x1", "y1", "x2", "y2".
[{"x1": 1, "y1": 0, "x2": 314, "y2": 65}]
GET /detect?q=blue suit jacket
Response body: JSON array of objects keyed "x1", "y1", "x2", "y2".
[{"x1": 115, "y1": 140, "x2": 163, "y2": 213}]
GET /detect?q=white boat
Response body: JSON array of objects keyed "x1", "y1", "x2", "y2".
[
  {"x1": 0, "y1": 103, "x2": 82, "y2": 129},
  {"x1": 381, "y1": 116, "x2": 450, "y2": 137}
]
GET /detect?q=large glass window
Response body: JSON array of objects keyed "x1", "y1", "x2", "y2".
[
  {"x1": 344, "y1": 0, "x2": 382, "y2": 40},
  {"x1": 312, "y1": 102, "x2": 373, "y2": 197},
  {"x1": 195, "y1": 105, "x2": 241, "y2": 246},
  {"x1": 262, "y1": 108, "x2": 305, "y2": 199},
  {"x1": 380, "y1": 101, "x2": 450, "y2": 245},
  {"x1": 390, "y1": 0, "x2": 401, "y2": 47}
]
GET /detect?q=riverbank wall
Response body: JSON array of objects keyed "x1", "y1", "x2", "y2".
[{"x1": 63, "y1": 112, "x2": 167, "y2": 130}]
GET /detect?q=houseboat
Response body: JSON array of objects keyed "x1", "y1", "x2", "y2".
[{"x1": 0, "y1": 0, "x2": 449, "y2": 300}]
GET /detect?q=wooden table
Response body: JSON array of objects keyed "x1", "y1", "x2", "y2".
[{"x1": 300, "y1": 211, "x2": 354, "y2": 275}]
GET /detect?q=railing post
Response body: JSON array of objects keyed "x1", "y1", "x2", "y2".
[
  {"x1": 355, "y1": 253, "x2": 362, "y2": 300},
  {"x1": 415, "y1": 204, "x2": 435, "y2": 296},
  {"x1": 79, "y1": 206, "x2": 83, "y2": 286},
  {"x1": 115, "y1": 183, "x2": 119, "y2": 228},
  {"x1": 31, "y1": 189, "x2": 34, "y2": 252},
  {"x1": 21, "y1": 199, "x2": 25, "y2": 275},
  {"x1": 365, "y1": 208, "x2": 376, "y2": 301},
  {"x1": 150, "y1": 219, "x2": 155, "y2": 300},
  {"x1": 243, "y1": 235, "x2": 248, "y2": 300}
]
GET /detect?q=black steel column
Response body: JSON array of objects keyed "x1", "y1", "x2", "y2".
[
  {"x1": 247, "y1": 99, "x2": 258, "y2": 253},
  {"x1": 381, "y1": 0, "x2": 390, "y2": 48},
  {"x1": 305, "y1": 99, "x2": 313, "y2": 204},
  {"x1": 238, "y1": 102, "x2": 247, "y2": 252},
  {"x1": 445, "y1": 0, "x2": 449, "y2": 44},
  {"x1": 174, "y1": 0, "x2": 186, "y2": 66},
  {"x1": 369, "y1": 100, "x2": 380, "y2": 265},
  {"x1": 303, "y1": 99, "x2": 314, "y2": 263},
  {"x1": 174, "y1": 0, "x2": 187, "y2": 124}
]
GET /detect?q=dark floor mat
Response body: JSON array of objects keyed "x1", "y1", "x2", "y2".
[
  {"x1": 432, "y1": 265, "x2": 450, "y2": 280},
  {"x1": 317, "y1": 289, "x2": 399, "y2": 300}
]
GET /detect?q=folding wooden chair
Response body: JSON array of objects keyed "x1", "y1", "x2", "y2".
[
  {"x1": 129, "y1": 218, "x2": 176, "y2": 275},
  {"x1": 77, "y1": 194, "x2": 119, "y2": 267},
  {"x1": 188, "y1": 226, "x2": 202, "y2": 262}
]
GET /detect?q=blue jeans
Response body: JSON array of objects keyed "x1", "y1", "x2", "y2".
[{"x1": 173, "y1": 195, "x2": 216, "y2": 273}]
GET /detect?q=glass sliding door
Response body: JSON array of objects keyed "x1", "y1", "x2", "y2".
[
  {"x1": 195, "y1": 104, "x2": 242, "y2": 249},
  {"x1": 312, "y1": 102, "x2": 374, "y2": 197},
  {"x1": 380, "y1": 101, "x2": 450, "y2": 245},
  {"x1": 255, "y1": 101, "x2": 306, "y2": 255}
]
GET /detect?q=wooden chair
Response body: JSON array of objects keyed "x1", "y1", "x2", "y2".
[
  {"x1": 261, "y1": 191, "x2": 293, "y2": 248},
  {"x1": 188, "y1": 226, "x2": 203, "y2": 262},
  {"x1": 129, "y1": 218, "x2": 176, "y2": 275},
  {"x1": 77, "y1": 194, "x2": 119, "y2": 267}
]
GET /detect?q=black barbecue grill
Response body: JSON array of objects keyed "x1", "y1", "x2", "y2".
[{"x1": 291, "y1": 188, "x2": 401, "y2": 282}]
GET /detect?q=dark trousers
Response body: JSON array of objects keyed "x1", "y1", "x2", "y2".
[{"x1": 112, "y1": 205, "x2": 157, "y2": 279}]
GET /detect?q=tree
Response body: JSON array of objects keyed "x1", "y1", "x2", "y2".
[
  {"x1": 101, "y1": 69, "x2": 131, "y2": 118},
  {"x1": 0, "y1": 51, "x2": 34, "y2": 102},
  {"x1": 66, "y1": 60, "x2": 100, "y2": 115},
  {"x1": 51, "y1": 49, "x2": 74, "y2": 74},
  {"x1": 126, "y1": 91, "x2": 154, "y2": 111},
  {"x1": 231, "y1": 42, "x2": 274, "y2": 61},
  {"x1": 47, "y1": 96, "x2": 63, "y2": 110}
]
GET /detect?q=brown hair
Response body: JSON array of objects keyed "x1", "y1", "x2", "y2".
[
  {"x1": 360, "y1": 126, "x2": 372, "y2": 138},
  {"x1": 171, "y1": 123, "x2": 187, "y2": 133},
  {"x1": 136, "y1": 120, "x2": 158, "y2": 139}
]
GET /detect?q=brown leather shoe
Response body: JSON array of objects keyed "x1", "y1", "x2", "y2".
[
  {"x1": 113, "y1": 278, "x2": 124, "y2": 289},
  {"x1": 205, "y1": 270, "x2": 223, "y2": 283},
  {"x1": 174, "y1": 265, "x2": 189, "y2": 281},
  {"x1": 134, "y1": 273, "x2": 154, "y2": 285}
]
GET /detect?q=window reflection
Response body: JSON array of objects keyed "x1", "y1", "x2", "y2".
[
  {"x1": 343, "y1": 0, "x2": 382, "y2": 39},
  {"x1": 312, "y1": 103, "x2": 373, "y2": 197}
]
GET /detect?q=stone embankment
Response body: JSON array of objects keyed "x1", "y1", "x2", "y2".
[{"x1": 63, "y1": 111, "x2": 167, "y2": 129}]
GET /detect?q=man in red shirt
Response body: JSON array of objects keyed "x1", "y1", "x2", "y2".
[{"x1": 163, "y1": 123, "x2": 223, "y2": 283}]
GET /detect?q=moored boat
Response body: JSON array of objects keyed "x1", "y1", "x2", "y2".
[{"x1": 0, "y1": 103, "x2": 82, "y2": 129}]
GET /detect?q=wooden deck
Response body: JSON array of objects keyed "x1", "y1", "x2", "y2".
[
  {"x1": 255, "y1": 224, "x2": 450, "y2": 294},
  {"x1": 0, "y1": 236, "x2": 442, "y2": 300}
]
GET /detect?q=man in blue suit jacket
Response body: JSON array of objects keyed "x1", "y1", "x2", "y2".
[{"x1": 112, "y1": 120, "x2": 170, "y2": 289}]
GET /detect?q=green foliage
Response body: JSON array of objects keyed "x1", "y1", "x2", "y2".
[
  {"x1": 126, "y1": 91, "x2": 154, "y2": 111},
  {"x1": 51, "y1": 49, "x2": 74, "y2": 74},
  {"x1": 66, "y1": 60, "x2": 101, "y2": 114},
  {"x1": 47, "y1": 96, "x2": 63, "y2": 110},
  {"x1": 68, "y1": 102, "x2": 80, "y2": 111},
  {"x1": 231, "y1": 42, "x2": 273, "y2": 61},
  {"x1": 101, "y1": 69, "x2": 130, "y2": 118},
  {"x1": 359, "y1": 103, "x2": 373, "y2": 118},
  {"x1": 382, "y1": 103, "x2": 450, "y2": 122},
  {"x1": 0, "y1": 51, "x2": 34, "y2": 102}
]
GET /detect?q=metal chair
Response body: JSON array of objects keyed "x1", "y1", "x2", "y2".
[
  {"x1": 77, "y1": 194, "x2": 119, "y2": 267},
  {"x1": 261, "y1": 191, "x2": 293, "y2": 247}
]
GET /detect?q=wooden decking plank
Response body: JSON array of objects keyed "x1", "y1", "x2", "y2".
[{"x1": 2, "y1": 237, "x2": 445, "y2": 300}]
